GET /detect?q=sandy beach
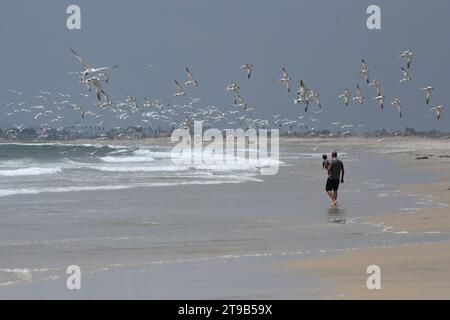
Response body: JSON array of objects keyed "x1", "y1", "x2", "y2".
[{"x1": 286, "y1": 137, "x2": 450, "y2": 299}]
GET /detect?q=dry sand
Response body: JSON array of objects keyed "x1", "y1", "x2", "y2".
[{"x1": 284, "y1": 137, "x2": 450, "y2": 299}]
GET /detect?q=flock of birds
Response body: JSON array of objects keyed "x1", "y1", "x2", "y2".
[
  {"x1": 333, "y1": 51, "x2": 444, "y2": 120},
  {"x1": 69, "y1": 47, "x2": 446, "y2": 124},
  {"x1": 0, "y1": 48, "x2": 445, "y2": 138}
]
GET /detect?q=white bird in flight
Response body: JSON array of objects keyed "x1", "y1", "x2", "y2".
[
  {"x1": 373, "y1": 95, "x2": 386, "y2": 110},
  {"x1": 369, "y1": 80, "x2": 382, "y2": 96},
  {"x1": 226, "y1": 82, "x2": 240, "y2": 96},
  {"x1": 391, "y1": 97, "x2": 403, "y2": 118},
  {"x1": 174, "y1": 80, "x2": 187, "y2": 97},
  {"x1": 421, "y1": 86, "x2": 434, "y2": 105},
  {"x1": 295, "y1": 80, "x2": 310, "y2": 112},
  {"x1": 400, "y1": 67, "x2": 412, "y2": 83},
  {"x1": 185, "y1": 67, "x2": 199, "y2": 87},
  {"x1": 309, "y1": 90, "x2": 322, "y2": 109},
  {"x1": 339, "y1": 89, "x2": 352, "y2": 106},
  {"x1": 359, "y1": 59, "x2": 370, "y2": 84},
  {"x1": 353, "y1": 84, "x2": 365, "y2": 104},
  {"x1": 234, "y1": 95, "x2": 248, "y2": 109},
  {"x1": 71, "y1": 48, "x2": 119, "y2": 77},
  {"x1": 87, "y1": 78, "x2": 110, "y2": 103},
  {"x1": 241, "y1": 64, "x2": 253, "y2": 79},
  {"x1": 399, "y1": 50, "x2": 414, "y2": 69},
  {"x1": 278, "y1": 68, "x2": 291, "y2": 93},
  {"x1": 431, "y1": 106, "x2": 444, "y2": 120}
]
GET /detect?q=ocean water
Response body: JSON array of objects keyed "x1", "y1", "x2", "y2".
[
  {"x1": 0, "y1": 141, "x2": 447, "y2": 298},
  {"x1": 0, "y1": 143, "x2": 277, "y2": 198}
]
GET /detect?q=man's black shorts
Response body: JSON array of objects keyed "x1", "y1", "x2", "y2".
[{"x1": 326, "y1": 178, "x2": 340, "y2": 191}]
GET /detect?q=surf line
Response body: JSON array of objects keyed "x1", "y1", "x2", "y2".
[{"x1": 170, "y1": 121, "x2": 280, "y2": 176}]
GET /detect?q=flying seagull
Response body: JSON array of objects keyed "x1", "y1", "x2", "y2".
[
  {"x1": 278, "y1": 68, "x2": 291, "y2": 93},
  {"x1": 400, "y1": 67, "x2": 412, "y2": 83},
  {"x1": 234, "y1": 95, "x2": 248, "y2": 109},
  {"x1": 70, "y1": 48, "x2": 118, "y2": 77},
  {"x1": 431, "y1": 106, "x2": 444, "y2": 120},
  {"x1": 309, "y1": 90, "x2": 322, "y2": 109},
  {"x1": 87, "y1": 78, "x2": 110, "y2": 103},
  {"x1": 373, "y1": 95, "x2": 385, "y2": 110},
  {"x1": 339, "y1": 89, "x2": 352, "y2": 106},
  {"x1": 295, "y1": 80, "x2": 310, "y2": 112},
  {"x1": 359, "y1": 59, "x2": 370, "y2": 84},
  {"x1": 369, "y1": 80, "x2": 382, "y2": 96},
  {"x1": 391, "y1": 97, "x2": 403, "y2": 118},
  {"x1": 226, "y1": 82, "x2": 240, "y2": 96},
  {"x1": 185, "y1": 67, "x2": 199, "y2": 87},
  {"x1": 420, "y1": 86, "x2": 434, "y2": 105},
  {"x1": 174, "y1": 80, "x2": 187, "y2": 97},
  {"x1": 399, "y1": 50, "x2": 414, "y2": 69},
  {"x1": 353, "y1": 84, "x2": 365, "y2": 104},
  {"x1": 241, "y1": 64, "x2": 253, "y2": 79}
]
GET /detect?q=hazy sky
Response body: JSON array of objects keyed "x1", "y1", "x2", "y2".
[{"x1": 0, "y1": 0, "x2": 449, "y2": 131}]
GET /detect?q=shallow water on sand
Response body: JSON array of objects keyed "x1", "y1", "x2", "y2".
[{"x1": 0, "y1": 142, "x2": 447, "y2": 298}]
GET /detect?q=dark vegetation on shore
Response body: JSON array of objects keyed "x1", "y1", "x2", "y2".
[{"x1": 0, "y1": 126, "x2": 448, "y2": 141}]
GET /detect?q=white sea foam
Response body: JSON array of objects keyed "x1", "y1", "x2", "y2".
[
  {"x1": 92, "y1": 165, "x2": 190, "y2": 173},
  {"x1": 106, "y1": 149, "x2": 131, "y2": 155},
  {"x1": 99, "y1": 149, "x2": 178, "y2": 163},
  {"x1": 100, "y1": 156, "x2": 155, "y2": 163},
  {"x1": 0, "y1": 268, "x2": 32, "y2": 286},
  {"x1": 0, "y1": 167, "x2": 62, "y2": 177},
  {"x1": 91, "y1": 161, "x2": 279, "y2": 174},
  {"x1": 0, "y1": 268, "x2": 55, "y2": 286},
  {"x1": 87, "y1": 152, "x2": 282, "y2": 173},
  {"x1": 0, "y1": 178, "x2": 261, "y2": 198}
]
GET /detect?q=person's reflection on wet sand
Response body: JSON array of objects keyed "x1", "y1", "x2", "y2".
[{"x1": 328, "y1": 206, "x2": 347, "y2": 225}]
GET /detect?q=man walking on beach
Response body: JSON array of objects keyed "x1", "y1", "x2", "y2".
[{"x1": 326, "y1": 151, "x2": 345, "y2": 207}]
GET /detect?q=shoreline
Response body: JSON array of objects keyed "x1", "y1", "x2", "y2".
[{"x1": 286, "y1": 146, "x2": 450, "y2": 299}]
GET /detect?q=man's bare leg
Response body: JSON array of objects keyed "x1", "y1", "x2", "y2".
[
  {"x1": 327, "y1": 191, "x2": 337, "y2": 206},
  {"x1": 330, "y1": 190, "x2": 338, "y2": 206}
]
